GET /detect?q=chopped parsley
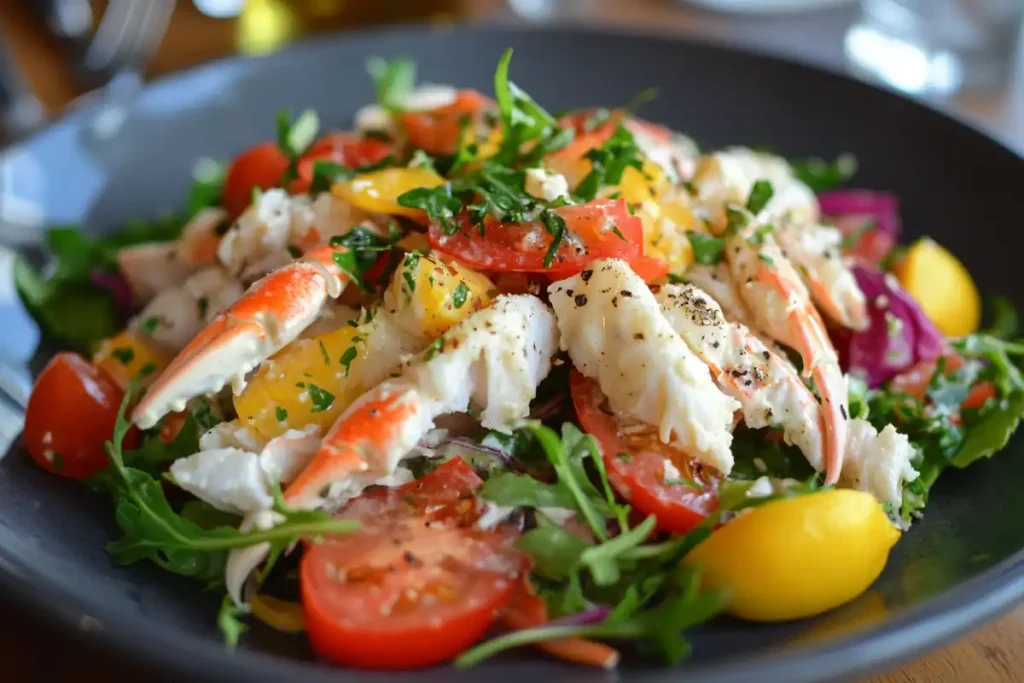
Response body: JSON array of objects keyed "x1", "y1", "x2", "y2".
[
  {"x1": 745, "y1": 180, "x2": 774, "y2": 215},
  {"x1": 329, "y1": 226, "x2": 400, "y2": 291},
  {"x1": 307, "y1": 384, "x2": 335, "y2": 413},
  {"x1": 424, "y1": 336, "x2": 445, "y2": 361},
  {"x1": 319, "y1": 340, "x2": 330, "y2": 365},
  {"x1": 540, "y1": 210, "x2": 567, "y2": 269},
  {"x1": 747, "y1": 223, "x2": 774, "y2": 246},
  {"x1": 112, "y1": 347, "x2": 135, "y2": 365},
  {"x1": 687, "y1": 232, "x2": 726, "y2": 265},
  {"x1": 397, "y1": 184, "x2": 463, "y2": 235},
  {"x1": 275, "y1": 406, "x2": 288, "y2": 422},
  {"x1": 725, "y1": 206, "x2": 750, "y2": 234},
  {"x1": 138, "y1": 316, "x2": 161, "y2": 336},
  {"x1": 758, "y1": 253, "x2": 775, "y2": 266},
  {"x1": 574, "y1": 124, "x2": 644, "y2": 203},
  {"x1": 340, "y1": 346, "x2": 358, "y2": 377},
  {"x1": 452, "y1": 282, "x2": 470, "y2": 309}
]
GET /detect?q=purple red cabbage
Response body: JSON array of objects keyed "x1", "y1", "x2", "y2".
[{"x1": 833, "y1": 265, "x2": 943, "y2": 388}]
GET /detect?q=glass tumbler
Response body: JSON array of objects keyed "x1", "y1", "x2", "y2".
[{"x1": 845, "y1": 0, "x2": 1024, "y2": 95}]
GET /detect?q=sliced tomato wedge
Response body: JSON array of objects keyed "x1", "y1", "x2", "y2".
[
  {"x1": 570, "y1": 370, "x2": 719, "y2": 534},
  {"x1": 428, "y1": 198, "x2": 642, "y2": 276},
  {"x1": 23, "y1": 352, "x2": 138, "y2": 479},
  {"x1": 301, "y1": 457, "x2": 525, "y2": 669},
  {"x1": 399, "y1": 90, "x2": 493, "y2": 155}
]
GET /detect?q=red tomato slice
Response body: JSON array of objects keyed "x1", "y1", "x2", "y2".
[
  {"x1": 293, "y1": 132, "x2": 393, "y2": 193},
  {"x1": 300, "y1": 457, "x2": 523, "y2": 670},
  {"x1": 23, "y1": 352, "x2": 138, "y2": 479},
  {"x1": 428, "y1": 199, "x2": 642, "y2": 275},
  {"x1": 399, "y1": 90, "x2": 494, "y2": 155},
  {"x1": 222, "y1": 142, "x2": 290, "y2": 219},
  {"x1": 570, "y1": 370, "x2": 719, "y2": 534}
]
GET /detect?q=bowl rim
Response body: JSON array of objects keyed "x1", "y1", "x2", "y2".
[{"x1": 2, "y1": 21, "x2": 1023, "y2": 683}]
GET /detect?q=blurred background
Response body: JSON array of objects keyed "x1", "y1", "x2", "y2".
[{"x1": 1, "y1": 0, "x2": 1024, "y2": 148}]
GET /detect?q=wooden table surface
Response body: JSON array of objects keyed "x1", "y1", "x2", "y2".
[{"x1": 1, "y1": 1, "x2": 1022, "y2": 681}]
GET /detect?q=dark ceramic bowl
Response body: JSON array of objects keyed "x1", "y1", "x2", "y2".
[{"x1": 1, "y1": 24, "x2": 1023, "y2": 683}]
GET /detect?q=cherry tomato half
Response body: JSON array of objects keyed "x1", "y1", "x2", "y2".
[
  {"x1": 222, "y1": 133, "x2": 393, "y2": 218},
  {"x1": 23, "y1": 352, "x2": 138, "y2": 479},
  {"x1": 888, "y1": 352, "x2": 996, "y2": 416},
  {"x1": 222, "y1": 142, "x2": 290, "y2": 219},
  {"x1": 399, "y1": 90, "x2": 493, "y2": 155},
  {"x1": 428, "y1": 199, "x2": 643, "y2": 276},
  {"x1": 570, "y1": 370, "x2": 719, "y2": 534},
  {"x1": 300, "y1": 457, "x2": 525, "y2": 669}
]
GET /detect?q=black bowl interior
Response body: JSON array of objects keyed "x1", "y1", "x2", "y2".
[{"x1": 1, "y1": 24, "x2": 1024, "y2": 683}]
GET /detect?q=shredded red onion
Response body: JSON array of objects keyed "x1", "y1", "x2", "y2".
[
  {"x1": 90, "y1": 270, "x2": 135, "y2": 320},
  {"x1": 818, "y1": 190, "x2": 900, "y2": 239},
  {"x1": 547, "y1": 605, "x2": 612, "y2": 628}
]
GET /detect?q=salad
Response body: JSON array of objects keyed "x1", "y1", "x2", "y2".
[{"x1": 15, "y1": 49, "x2": 1024, "y2": 671}]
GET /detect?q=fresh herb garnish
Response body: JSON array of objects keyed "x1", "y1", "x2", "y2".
[
  {"x1": 307, "y1": 384, "x2": 335, "y2": 413},
  {"x1": 329, "y1": 225, "x2": 400, "y2": 291},
  {"x1": 791, "y1": 153, "x2": 857, "y2": 192},
  {"x1": 96, "y1": 383, "x2": 357, "y2": 590},
  {"x1": 340, "y1": 345, "x2": 358, "y2": 377},
  {"x1": 574, "y1": 124, "x2": 644, "y2": 203},
  {"x1": 397, "y1": 184, "x2": 463, "y2": 235},
  {"x1": 111, "y1": 347, "x2": 135, "y2": 365},
  {"x1": 452, "y1": 282, "x2": 470, "y2": 309},
  {"x1": 276, "y1": 109, "x2": 320, "y2": 186},
  {"x1": 276, "y1": 406, "x2": 288, "y2": 422},
  {"x1": 367, "y1": 57, "x2": 416, "y2": 112},
  {"x1": 745, "y1": 180, "x2": 774, "y2": 215},
  {"x1": 687, "y1": 232, "x2": 726, "y2": 265}
]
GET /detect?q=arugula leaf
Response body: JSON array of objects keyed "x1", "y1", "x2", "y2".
[
  {"x1": 687, "y1": 232, "x2": 726, "y2": 265},
  {"x1": 98, "y1": 383, "x2": 358, "y2": 588},
  {"x1": 479, "y1": 472, "x2": 579, "y2": 510},
  {"x1": 516, "y1": 525, "x2": 590, "y2": 580},
  {"x1": 952, "y1": 393, "x2": 1024, "y2": 468},
  {"x1": 790, "y1": 153, "x2": 857, "y2": 192},
  {"x1": 367, "y1": 57, "x2": 416, "y2": 111},
  {"x1": 218, "y1": 595, "x2": 249, "y2": 647},
  {"x1": 493, "y1": 48, "x2": 559, "y2": 164},
  {"x1": 624, "y1": 87, "x2": 659, "y2": 114},
  {"x1": 455, "y1": 564, "x2": 726, "y2": 668}
]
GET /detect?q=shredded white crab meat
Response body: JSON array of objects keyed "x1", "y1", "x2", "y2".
[
  {"x1": 655, "y1": 282, "x2": 826, "y2": 471},
  {"x1": 842, "y1": 419, "x2": 919, "y2": 515},
  {"x1": 217, "y1": 190, "x2": 370, "y2": 282},
  {"x1": 549, "y1": 258, "x2": 739, "y2": 474},
  {"x1": 129, "y1": 266, "x2": 243, "y2": 353},
  {"x1": 170, "y1": 425, "x2": 320, "y2": 515},
  {"x1": 691, "y1": 147, "x2": 818, "y2": 225},
  {"x1": 116, "y1": 207, "x2": 228, "y2": 303}
]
